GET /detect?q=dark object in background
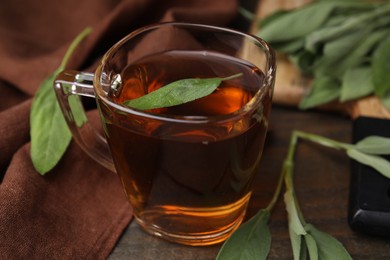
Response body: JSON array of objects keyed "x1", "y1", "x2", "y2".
[{"x1": 348, "y1": 116, "x2": 390, "y2": 237}]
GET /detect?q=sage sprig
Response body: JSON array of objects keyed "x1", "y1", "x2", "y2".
[
  {"x1": 282, "y1": 131, "x2": 353, "y2": 260},
  {"x1": 30, "y1": 27, "x2": 92, "y2": 175},
  {"x1": 293, "y1": 131, "x2": 390, "y2": 178},
  {"x1": 216, "y1": 209, "x2": 271, "y2": 260},
  {"x1": 216, "y1": 130, "x2": 390, "y2": 259},
  {"x1": 123, "y1": 73, "x2": 243, "y2": 110},
  {"x1": 256, "y1": 0, "x2": 390, "y2": 109}
]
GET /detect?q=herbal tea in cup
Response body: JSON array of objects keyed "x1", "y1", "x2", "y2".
[{"x1": 54, "y1": 22, "x2": 276, "y2": 246}]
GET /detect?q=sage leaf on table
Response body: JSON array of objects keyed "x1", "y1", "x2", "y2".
[
  {"x1": 284, "y1": 188, "x2": 307, "y2": 260},
  {"x1": 354, "y1": 136, "x2": 390, "y2": 155},
  {"x1": 304, "y1": 4, "x2": 390, "y2": 53},
  {"x1": 382, "y1": 93, "x2": 390, "y2": 109},
  {"x1": 340, "y1": 66, "x2": 373, "y2": 102},
  {"x1": 295, "y1": 131, "x2": 390, "y2": 180},
  {"x1": 284, "y1": 189, "x2": 306, "y2": 236},
  {"x1": 216, "y1": 209, "x2": 271, "y2": 260},
  {"x1": 348, "y1": 135, "x2": 390, "y2": 179},
  {"x1": 123, "y1": 73, "x2": 242, "y2": 110},
  {"x1": 256, "y1": 0, "x2": 390, "y2": 109},
  {"x1": 321, "y1": 28, "x2": 368, "y2": 60},
  {"x1": 304, "y1": 233, "x2": 318, "y2": 260},
  {"x1": 216, "y1": 130, "x2": 390, "y2": 259},
  {"x1": 372, "y1": 37, "x2": 390, "y2": 98},
  {"x1": 30, "y1": 27, "x2": 92, "y2": 175},
  {"x1": 347, "y1": 149, "x2": 390, "y2": 178},
  {"x1": 258, "y1": 2, "x2": 338, "y2": 42},
  {"x1": 304, "y1": 224, "x2": 352, "y2": 260},
  {"x1": 282, "y1": 131, "x2": 353, "y2": 260},
  {"x1": 314, "y1": 27, "x2": 389, "y2": 80},
  {"x1": 298, "y1": 76, "x2": 340, "y2": 109},
  {"x1": 284, "y1": 168, "x2": 353, "y2": 260}
]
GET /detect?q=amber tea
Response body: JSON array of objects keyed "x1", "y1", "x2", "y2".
[
  {"x1": 55, "y1": 22, "x2": 275, "y2": 246},
  {"x1": 99, "y1": 50, "x2": 271, "y2": 245}
]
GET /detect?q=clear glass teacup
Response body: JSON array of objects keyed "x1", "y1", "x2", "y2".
[{"x1": 54, "y1": 22, "x2": 276, "y2": 246}]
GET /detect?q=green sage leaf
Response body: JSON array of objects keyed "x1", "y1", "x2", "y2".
[
  {"x1": 30, "y1": 27, "x2": 92, "y2": 175},
  {"x1": 271, "y1": 39, "x2": 304, "y2": 55},
  {"x1": 288, "y1": 224, "x2": 304, "y2": 260},
  {"x1": 284, "y1": 189, "x2": 307, "y2": 236},
  {"x1": 259, "y1": 9, "x2": 289, "y2": 29},
  {"x1": 30, "y1": 70, "x2": 72, "y2": 174},
  {"x1": 123, "y1": 73, "x2": 242, "y2": 110},
  {"x1": 238, "y1": 6, "x2": 256, "y2": 22},
  {"x1": 314, "y1": 26, "x2": 373, "y2": 79},
  {"x1": 314, "y1": 27, "x2": 389, "y2": 79},
  {"x1": 347, "y1": 149, "x2": 390, "y2": 178},
  {"x1": 285, "y1": 179, "x2": 308, "y2": 259},
  {"x1": 304, "y1": 233, "x2": 318, "y2": 260},
  {"x1": 322, "y1": 28, "x2": 369, "y2": 60},
  {"x1": 285, "y1": 187, "x2": 307, "y2": 260},
  {"x1": 69, "y1": 94, "x2": 88, "y2": 127},
  {"x1": 305, "y1": 224, "x2": 352, "y2": 260},
  {"x1": 372, "y1": 37, "x2": 390, "y2": 98},
  {"x1": 258, "y1": 2, "x2": 336, "y2": 43},
  {"x1": 305, "y1": 5, "x2": 390, "y2": 53},
  {"x1": 216, "y1": 209, "x2": 271, "y2": 260},
  {"x1": 260, "y1": 1, "x2": 390, "y2": 110},
  {"x1": 381, "y1": 92, "x2": 390, "y2": 109},
  {"x1": 289, "y1": 51, "x2": 317, "y2": 75},
  {"x1": 354, "y1": 136, "x2": 390, "y2": 155},
  {"x1": 340, "y1": 66, "x2": 374, "y2": 102},
  {"x1": 298, "y1": 238, "x2": 308, "y2": 260},
  {"x1": 298, "y1": 75, "x2": 340, "y2": 109}
]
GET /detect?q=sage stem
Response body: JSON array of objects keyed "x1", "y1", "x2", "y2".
[
  {"x1": 284, "y1": 131, "x2": 307, "y2": 226},
  {"x1": 266, "y1": 130, "x2": 299, "y2": 211},
  {"x1": 59, "y1": 27, "x2": 92, "y2": 69},
  {"x1": 294, "y1": 130, "x2": 352, "y2": 151},
  {"x1": 265, "y1": 163, "x2": 285, "y2": 211},
  {"x1": 285, "y1": 130, "x2": 352, "y2": 225}
]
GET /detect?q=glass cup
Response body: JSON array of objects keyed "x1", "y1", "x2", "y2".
[{"x1": 54, "y1": 22, "x2": 276, "y2": 246}]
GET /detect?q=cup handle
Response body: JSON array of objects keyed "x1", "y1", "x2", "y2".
[{"x1": 54, "y1": 70, "x2": 116, "y2": 172}]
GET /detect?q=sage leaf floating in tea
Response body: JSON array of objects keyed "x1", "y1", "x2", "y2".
[
  {"x1": 123, "y1": 73, "x2": 243, "y2": 110},
  {"x1": 257, "y1": 0, "x2": 390, "y2": 109},
  {"x1": 30, "y1": 27, "x2": 92, "y2": 175}
]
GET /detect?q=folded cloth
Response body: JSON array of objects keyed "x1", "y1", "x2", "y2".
[{"x1": 0, "y1": 0, "x2": 237, "y2": 258}]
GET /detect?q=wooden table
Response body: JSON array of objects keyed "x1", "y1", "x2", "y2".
[{"x1": 109, "y1": 105, "x2": 390, "y2": 259}]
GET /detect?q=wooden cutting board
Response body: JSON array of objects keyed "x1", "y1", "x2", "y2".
[{"x1": 251, "y1": 0, "x2": 390, "y2": 119}]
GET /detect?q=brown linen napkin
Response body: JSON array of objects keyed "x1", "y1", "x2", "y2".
[{"x1": 0, "y1": 0, "x2": 238, "y2": 258}]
